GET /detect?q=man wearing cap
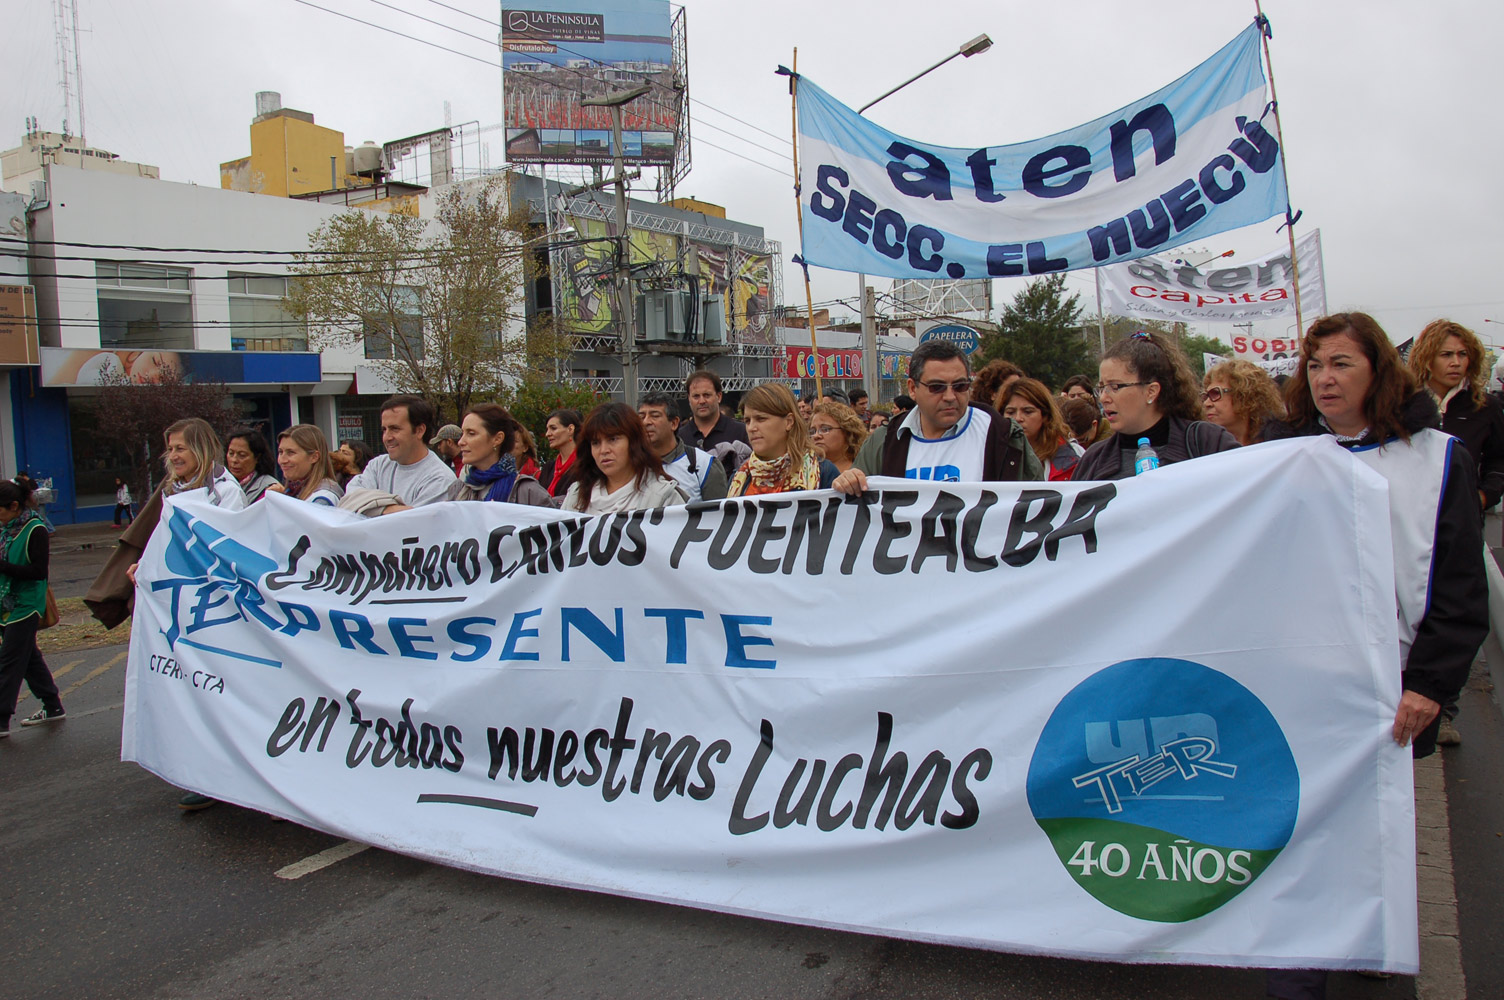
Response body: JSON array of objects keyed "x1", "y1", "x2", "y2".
[{"x1": 430, "y1": 423, "x2": 464, "y2": 474}]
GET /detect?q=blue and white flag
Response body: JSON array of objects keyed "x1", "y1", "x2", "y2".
[{"x1": 797, "y1": 22, "x2": 1287, "y2": 280}]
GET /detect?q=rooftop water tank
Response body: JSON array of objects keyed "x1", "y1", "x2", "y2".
[
  {"x1": 255, "y1": 91, "x2": 282, "y2": 117},
  {"x1": 351, "y1": 141, "x2": 382, "y2": 176}
]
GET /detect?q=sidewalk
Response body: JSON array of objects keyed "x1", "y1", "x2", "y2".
[
  {"x1": 1416, "y1": 751, "x2": 1465, "y2": 999},
  {"x1": 48, "y1": 520, "x2": 132, "y2": 553}
]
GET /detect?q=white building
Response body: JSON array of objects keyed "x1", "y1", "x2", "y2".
[{"x1": 6, "y1": 163, "x2": 419, "y2": 521}]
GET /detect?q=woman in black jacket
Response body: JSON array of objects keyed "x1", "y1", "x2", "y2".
[
  {"x1": 1072, "y1": 331, "x2": 1238, "y2": 480},
  {"x1": 1267, "y1": 312, "x2": 1488, "y2": 1000},
  {"x1": 1408, "y1": 319, "x2": 1504, "y2": 510}
]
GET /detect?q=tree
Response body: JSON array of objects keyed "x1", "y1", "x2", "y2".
[
  {"x1": 286, "y1": 178, "x2": 568, "y2": 424},
  {"x1": 89, "y1": 365, "x2": 234, "y2": 498},
  {"x1": 502, "y1": 378, "x2": 606, "y2": 461},
  {"x1": 977, "y1": 274, "x2": 1092, "y2": 390}
]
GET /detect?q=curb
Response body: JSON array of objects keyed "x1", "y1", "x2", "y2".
[{"x1": 1415, "y1": 752, "x2": 1466, "y2": 999}]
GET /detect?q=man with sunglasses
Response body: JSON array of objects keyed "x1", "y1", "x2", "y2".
[{"x1": 833, "y1": 340, "x2": 1042, "y2": 495}]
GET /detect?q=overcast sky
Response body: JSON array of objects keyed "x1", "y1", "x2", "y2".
[{"x1": 6, "y1": 0, "x2": 1501, "y2": 348}]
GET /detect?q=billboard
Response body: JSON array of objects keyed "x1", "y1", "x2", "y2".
[
  {"x1": 0, "y1": 283, "x2": 39, "y2": 367},
  {"x1": 784, "y1": 345, "x2": 862, "y2": 381},
  {"x1": 40, "y1": 348, "x2": 320, "y2": 388},
  {"x1": 502, "y1": 1, "x2": 682, "y2": 167}
]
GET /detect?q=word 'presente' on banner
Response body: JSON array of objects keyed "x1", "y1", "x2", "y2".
[
  {"x1": 796, "y1": 22, "x2": 1286, "y2": 280},
  {"x1": 1102, "y1": 229, "x2": 1326, "y2": 324},
  {"x1": 124, "y1": 441, "x2": 1416, "y2": 972}
]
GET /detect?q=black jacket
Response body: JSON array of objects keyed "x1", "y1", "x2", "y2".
[
  {"x1": 1072, "y1": 415, "x2": 1239, "y2": 481},
  {"x1": 1284, "y1": 391, "x2": 1488, "y2": 757},
  {"x1": 678, "y1": 412, "x2": 749, "y2": 454},
  {"x1": 1437, "y1": 390, "x2": 1504, "y2": 508}
]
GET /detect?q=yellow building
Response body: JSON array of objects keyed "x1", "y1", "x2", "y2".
[{"x1": 221, "y1": 94, "x2": 349, "y2": 198}]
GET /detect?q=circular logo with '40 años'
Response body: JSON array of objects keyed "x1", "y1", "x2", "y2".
[{"x1": 1026, "y1": 658, "x2": 1299, "y2": 923}]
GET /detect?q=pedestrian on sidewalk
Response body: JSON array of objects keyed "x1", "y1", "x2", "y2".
[
  {"x1": 113, "y1": 478, "x2": 133, "y2": 527},
  {"x1": 0, "y1": 478, "x2": 65, "y2": 738}
]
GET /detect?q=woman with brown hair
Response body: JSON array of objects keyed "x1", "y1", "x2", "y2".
[
  {"x1": 562, "y1": 403, "x2": 685, "y2": 514},
  {"x1": 1201, "y1": 359, "x2": 1287, "y2": 446},
  {"x1": 1000, "y1": 377, "x2": 1079, "y2": 481},
  {"x1": 809, "y1": 400, "x2": 868, "y2": 475},
  {"x1": 727, "y1": 383, "x2": 839, "y2": 496},
  {"x1": 1072, "y1": 332, "x2": 1238, "y2": 480},
  {"x1": 270, "y1": 425, "x2": 344, "y2": 506},
  {"x1": 446, "y1": 403, "x2": 553, "y2": 507},
  {"x1": 1408, "y1": 318, "x2": 1504, "y2": 511},
  {"x1": 1268, "y1": 311, "x2": 1488, "y2": 1000}
]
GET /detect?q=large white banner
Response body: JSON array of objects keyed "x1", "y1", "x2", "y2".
[
  {"x1": 796, "y1": 23, "x2": 1286, "y2": 280},
  {"x1": 124, "y1": 439, "x2": 1418, "y2": 972},
  {"x1": 1102, "y1": 229, "x2": 1327, "y2": 324}
]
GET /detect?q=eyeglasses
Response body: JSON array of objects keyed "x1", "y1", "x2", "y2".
[
  {"x1": 918, "y1": 379, "x2": 973, "y2": 395},
  {"x1": 1095, "y1": 381, "x2": 1150, "y2": 395},
  {"x1": 810, "y1": 424, "x2": 838, "y2": 436},
  {"x1": 1201, "y1": 386, "x2": 1231, "y2": 403}
]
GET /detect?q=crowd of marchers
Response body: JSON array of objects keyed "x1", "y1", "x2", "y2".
[{"x1": 1, "y1": 313, "x2": 1498, "y2": 999}]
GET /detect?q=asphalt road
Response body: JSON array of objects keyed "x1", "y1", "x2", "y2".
[{"x1": 1, "y1": 639, "x2": 1426, "y2": 1000}]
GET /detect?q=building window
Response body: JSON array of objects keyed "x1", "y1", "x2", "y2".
[
  {"x1": 362, "y1": 286, "x2": 424, "y2": 361},
  {"x1": 96, "y1": 262, "x2": 193, "y2": 349},
  {"x1": 227, "y1": 272, "x2": 308, "y2": 351}
]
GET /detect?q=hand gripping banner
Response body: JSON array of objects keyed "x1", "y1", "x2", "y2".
[
  {"x1": 125, "y1": 439, "x2": 1417, "y2": 972},
  {"x1": 796, "y1": 22, "x2": 1287, "y2": 280}
]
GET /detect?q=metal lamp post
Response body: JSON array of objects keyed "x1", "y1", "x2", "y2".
[{"x1": 855, "y1": 34, "x2": 993, "y2": 403}]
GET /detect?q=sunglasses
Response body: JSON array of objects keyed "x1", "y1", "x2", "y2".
[
  {"x1": 1201, "y1": 386, "x2": 1231, "y2": 403},
  {"x1": 918, "y1": 379, "x2": 973, "y2": 395}
]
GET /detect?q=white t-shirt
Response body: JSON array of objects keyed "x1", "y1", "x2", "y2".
[
  {"x1": 897, "y1": 406, "x2": 993, "y2": 483},
  {"x1": 347, "y1": 451, "x2": 457, "y2": 507},
  {"x1": 662, "y1": 446, "x2": 714, "y2": 502}
]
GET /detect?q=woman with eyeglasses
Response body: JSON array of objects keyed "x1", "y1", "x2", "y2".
[
  {"x1": 1072, "y1": 331, "x2": 1238, "y2": 481},
  {"x1": 1001, "y1": 378, "x2": 1081, "y2": 482},
  {"x1": 809, "y1": 400, "x2": 868, "y2": 475},
  {"x1": 1265, "y1": 312, "x2": 1487, "y2": 1000},
  {"x1": 1201, "y1": 360, "x2": 1287, "y2": 446},
  {"x1": 728, "y1": 383, "x2": 839, "y2": 497}
]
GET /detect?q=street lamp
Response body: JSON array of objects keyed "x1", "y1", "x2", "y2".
[
  {"x1": 859, "y1": 35, "x2": 994, "y2": 114},
  {"x1": 855, "y1": 33, "x2": 994, "y2": 401}
]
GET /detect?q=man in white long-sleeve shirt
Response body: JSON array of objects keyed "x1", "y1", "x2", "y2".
[{"x1": 346, "y1": 394, "x2": 456, "y2": 514}]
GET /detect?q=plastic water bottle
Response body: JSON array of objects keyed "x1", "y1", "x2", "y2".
[{"x1": 1134, "y1": 437, "x2": 1160, "y2": 475}]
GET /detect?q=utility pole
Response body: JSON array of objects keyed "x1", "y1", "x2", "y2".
[
  {"x1": 862, "y1": 285, "x2": 878, "y2": 401},
  {"x1": 583, "y1": 83, "x2": 650, "y2": 406}
]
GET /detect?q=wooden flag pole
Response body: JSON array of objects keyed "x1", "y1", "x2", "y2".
[
  {"x1": 788, "y1": 49, "x2": 824, "y2": 398},
  {"x1": 1254, "y1": 1, "x2": 1305, "y2": 338}
]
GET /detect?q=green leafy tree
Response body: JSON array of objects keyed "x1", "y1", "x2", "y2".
[
  {"x1": 502, "y1": 378, "x2": 607, "y2": 461},
  {"x1": 978, "y1": 274, "x2": 1092, "y2": 390},
  {"x1": 286, "y1": 178, "x2": 569, "y2": 424}
]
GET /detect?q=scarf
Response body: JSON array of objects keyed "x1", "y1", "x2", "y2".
[
  {"x1": 464, "y1": 454, "x2": 518, "y2": 503},
  {"x1": 0, "y1": 508, "x2": 41, "y2": 615},
  {"x1": 728, "y1": 451, "x2": 821, "y2": 497},
  {"x1": 283, "y1": 478, "x2": 308, "y2": 498},
  {"x1": 548, "y1": 449, "x2": 577, "y2": 494}
]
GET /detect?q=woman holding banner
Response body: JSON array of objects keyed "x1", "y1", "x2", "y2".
[
  {"x1": 1072, "y1": 332, "x2": 1238, "y2": 480},
  {"x1": 727, "y1": 384, "x2": 839, "y2": 497},
  {"x1": 563, "y1": 403, "x2": 685, "y2": 514},
  {"x1": 446, "y1": 404, "x2": 553, "y2": 507},
  {"x1": 1268, "y1": 312, "x2": 1488, "y2": 998},
  {"x1": 1201, "y1": 360, "x2": 1287, "y2": 446},
  {"x1": 269, "y1": 425, "x2": 344, "y2": 506}
]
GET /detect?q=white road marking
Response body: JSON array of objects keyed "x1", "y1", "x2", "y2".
[{"x1": 274, "y1": 840, "x2": 370, "y2": 880}]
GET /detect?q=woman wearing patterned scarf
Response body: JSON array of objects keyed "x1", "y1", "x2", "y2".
[
  {"x1": 0, "y1": 478, "x2": 65, "y2": 738},
  {"x1": 269, "y1": 424, "x2": 345, "y2": 506},
  {"x1": 727, "y1": 383, "x2": 839, "y2": 497},
  {"x1": 446, "y1": 403, "x2": 554, "y2": 507}
]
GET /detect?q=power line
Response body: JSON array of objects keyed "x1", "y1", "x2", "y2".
[{"x1": 289, "y1": 0, "x2": 501, "y2": 68}]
